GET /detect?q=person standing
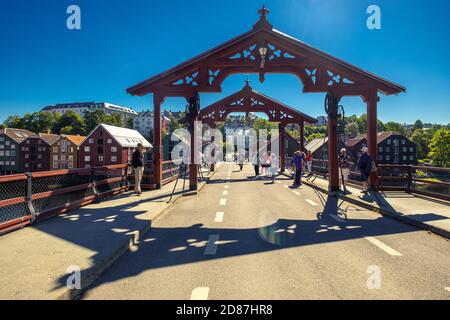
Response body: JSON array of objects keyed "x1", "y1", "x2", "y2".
[
  {"x1": 305, "y1": 150, "x2": 313, "y2": 174},
  {"x1": 291, "y1": 150, "x2": 303, "y2": 187},
  {"x1": 132, "y1": 143, "x2": 145, "y2": 196},
  {"x1": 357, "y1": 147, "x2": 372, "y2": 193},
  {"x1": 338, "y1": 148, "x2": 350, "y2": 192}
]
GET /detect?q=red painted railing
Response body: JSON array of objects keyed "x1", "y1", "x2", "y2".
[
  {"x1": 0, "y1": 161, "x2": 184, "y2": 235},
  {"x1": 288, "y1": 158, "x2": 450, "y2": 201}
]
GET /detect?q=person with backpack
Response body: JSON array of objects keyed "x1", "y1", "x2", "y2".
[
  {"x1": 357, "y1": 147, "x2": 372, "y2": 193},
  {"x1": 291, "y1": 150, "x2": 303, "y2": 187}
]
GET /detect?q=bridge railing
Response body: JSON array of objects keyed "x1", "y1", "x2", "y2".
[
  {"x1": 0, "y1": 165, "x2": 129, "y2": 235},
  {"x1": 287, "y1": 157, "x2": 450, "y2": 201}
]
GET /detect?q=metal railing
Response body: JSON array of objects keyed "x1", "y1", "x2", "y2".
[
  {"x1": 287, "y1": 157, "x2": 450, "y2": 201},
  {"x1": 0, "y1": 160, "x2": 185, "y2": 235}
]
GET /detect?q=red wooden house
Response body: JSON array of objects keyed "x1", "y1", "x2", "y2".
[{"x1": 79, "y1": 124, "x2": 152, "y2": 168}]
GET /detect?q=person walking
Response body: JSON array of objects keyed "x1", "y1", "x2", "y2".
[
  {"x1": 291, "y1": 150, "x2": 303, "y2": 187},
  {"x1": 251, "y1": 152, "x2": 261, "y2": 177},
  {"x1": 269, "y1": 153, "x2": 279, "y2": 183},
  {"x1": 357, "y1": 147, "x2": 372, "y2": 193},
  {"x1": 132, "y1": 143, "x2": 145, "y2": 196},
  {"x1": 338, "y1": 148, "x2": 350, "y2": 192},
  {"x1": 237, "y1": 150, "x2": 245, "y2": 171}
]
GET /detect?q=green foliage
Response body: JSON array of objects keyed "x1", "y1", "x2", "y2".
[
  {"x1": 53, "y1": 111, "x2": 86, "y2": 135},
  {"x1": 410, "y1": 129, "x2": 430, "y2": 160},
  {"x1": 413, "y1": 119, "x2": 423, "y2": 131},
  {"x1": 253, "y1": 118, "x2": 277, "y2": 131},
  {"x1": 428, "y1": 128, "x2": 450, "y2": 167},
  {"x1": 384, "y1": 121, "x2": 406, "y2": 135},
  {"x1": 306, "y1": 133, "x2": 325, "y2": 143},
  {"x1": 344, "y1": 122, "x2": 359, "y2": 138}
]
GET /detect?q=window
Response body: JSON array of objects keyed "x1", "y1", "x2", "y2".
[
  {"x1": 410, "y1": 147, "x2": 414, "y2": 153},
  {"x1": 25, "y1": 163, "x2": 29, "y2": 168},
  {"x1": 0, "y1": 137, "x2": 3, "y2": 142},
  {"x1": 387, "y1": 139, "x2": 391, "y2": 145},
  {"x1": 107, "y1": 139, "x2": 113, "y2": 144},
  {"x1": 11, "y1": 144, "x2": 15, "y2": 149},
  {"x1": 378, "y1": 147, "x2": 383, "y2": 153},
  {"x1": 37, "y1": 164, "x2": 42, "y2": 169},
  {"x1": 393, "y1": 139, "x2": 399, "y2": 146},
  {"x1": 409, "y1": 155, "x2": 414, "y2": 161},
  {"x1": 53, "y1": 147, "x2": 58, "y2": 153},
  {"x1": 26, "y1": 140, "x2": 30, "y2": 144},
  {"x1": 68, "y1": 147, "x2": 74, "y2": 153},
  {"x1": 378, "y1": 155, "x2": 383, "y2": 161},
  {"x1": 84, "y1": 156, "x2": 91, "y2": 162},
  {"x1": 111, "y1": 156, "x2": 117, "y2": 162},
  {"x1": 111, "y1": 146, "x2": 117, "y2": 153},
  {"x1": 38, "y1": 154, "x2": 42, "y2": 159},
  {"x1": 5, "y1": 141, "x2": 10, "y2": 146},
  {"x1": 401, "y1": 139, "x2": 406, "y2": 145},
  {"x1": 0, "y1": 145, "x2": 4, "y2": 149},
  {"x1": 25, "y1": 154, "x2": 29, "y2": 159},
  {"x1": 385, "y1": 147, "x2": 390, "y2": 153},
  {"x1": 385, "y1": 155, "x2": 390, "y2": 161},
  {"x1": 89, "y1": 139, "x2": 94, "y2": 144},
  {"x1": 11, "y1": 151, "x2": 15, "y2": 157},
  {"x1": 84, "y1": 146, "x2": 91, "y2": 152},
  {"x1": 68, "y1": 155, "x2": 73, "y2": 161},
  {"x1": 402, "y1": 147, "x2": 407, "y2": 152},
  {"x1": 61, "y1": 155, "x2": 66, "y2": 161},
  {"x1": 5, "y1": 161, "x2": 10, "y2": 165},
  {"x1": 402, "y1": 155, "x2": 407, "y2": 161},
  {"x1": 68, "y1": 164, "x2": 73, "y2": 169},
  {"x1": 98, "y1": 155, "x2": 104, "y2": 162},
  {"x1": 53, "y1": 155, "x2": 58, "y2": 161},
  {"x1": 10, "y1": 161, "x2": 15, "y2": 166},
  {"x1": 98, "y1": 139, "x2": 104, "y2": 145},
  {"x1": 53, "y1": 164, "x2": 58, "y2": 169},
  {"x1": 0, "y1": 151, "x2": 3, "y2": 157},
  {"x1": 0, "y1": 161, "x2": 3, "y2": 165}
]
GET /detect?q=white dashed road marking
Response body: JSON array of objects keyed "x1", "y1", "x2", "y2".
[
  {"x1": 305, "y1": 199, "x2": 319, "y2": 206},
  {"x1": 191, "y1": 287, "x2": 210, "y2": 300},
  {"x1": 445, "y1": 287, "x2": 450, "y2": 292},
  {"x1": 225, "y1": 185, "x2": 229, "y2": 189},
  {"x1": 292, "y1": 191, "x2": 301, "y2": 196},
  {"x1": 215, "y1": 212, "x2": 224, "y2": 222},
  {"x1": 365, "y1": 237, "x2": 402, "y2": 256},
  {"x1": 204, "y1": 235, "x2": 220, "y2": 255},
  {"x1": 219, "y1": 199, "x2": 227, "y2": 206},
  {"x1": 283, "y1": 185, "x2": 289, "y2": 189},
  {"x1": 223, "y1": 190, "x2": 228, "y2": 195}
]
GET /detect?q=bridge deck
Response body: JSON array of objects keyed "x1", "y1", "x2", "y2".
[{"x1": 0, "y1": 163, "x2": 449, "y2": 299}]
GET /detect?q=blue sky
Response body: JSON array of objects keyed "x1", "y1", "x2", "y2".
[{"x1": 0, "y1": 0, "x2": 449, "y2": 124}]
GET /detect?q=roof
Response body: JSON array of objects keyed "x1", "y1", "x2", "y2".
[
  {"x1": 38, "y1": 133, "x2": 60, "y2": 146},
  {"x1": 0, "y1": 128, "x2": 34, "y2": 143},
  {"x1": 351, "y1": 131, "x2": 404, "y2": 145},
  {"x1": 62, "y1": 134, "x2": 86, "y2": 146},
  {"x1": 89, "y1": 124, "x2": 152, "y2": 148},
  {"x1": 127, "y1": 8, "x2": 405, "y2": 96},
  {"x1": 305, "y1": 137, "x2": 328, "y2": 154}
]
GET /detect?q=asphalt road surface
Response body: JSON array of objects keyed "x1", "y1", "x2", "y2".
[{"x1": 83, "y1": 163, "x2": 450, "y2": 300}]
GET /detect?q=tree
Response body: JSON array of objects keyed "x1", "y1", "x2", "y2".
[
  {"x1": 428, "y1": 129, "x2": 450, "y2": 167},
  {"x1": 253, "y1": 118, "x2": 277, "y2": 131},
  {"x1": 31, "y1": 111, "x2": 58, "y2": 133},
  {"x1": 306, "y1": 133, "x2": 325, "y2": 143},
  {"x1": 357, "y1": 114, "x2": 368, "y2": 134},
  {"x1": 410, "y1": 129, "x2": 430, "y2": 160},
  {"x1": 345, "y1": 122, "x2": 359, "y2": 138},
  {"x1": 84, "y1": 110, "x2": 108, "y2": 134},
  {"x1": 413, "y1": 120, "x2": 423, "y2": 131},
  {"x1": 53, "y1": 111, "x2": 86, "y2": 135},
  {"x1": 3, "y1": 115, "x2": 25, "y2": 129},
  {"x1": 384, "y1": 121, "x2": 406, "y2": 135}
]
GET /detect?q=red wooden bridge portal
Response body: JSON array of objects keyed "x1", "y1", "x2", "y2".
[{"x1": 127, "y1": 6, "x2": 405, "y2": 192}]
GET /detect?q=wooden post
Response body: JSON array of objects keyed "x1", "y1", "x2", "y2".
[
  {"x1": 153, "y1": 94, "x2": 163, "y2": 189},
  {"x1": 367, "y1": 90, "x2": 379, "y2": 190},
  {"x1": 189, "y1": 119, "x2": 198, "y2": 191},
  {"x1": 327, "y1": 114, "x2": 339, "y2": 192},
  {"x1": 279, "y1": 123, "x2": 286, "y2": 172},
  {"x1": 299, "y1": 121, "x2": 305, "y2": 150}
]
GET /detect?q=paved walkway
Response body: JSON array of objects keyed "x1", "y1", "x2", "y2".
[
  {"x1": 0, "y1": 165, "x2": 217, "y2": 300},
  {"x1": 301, "y1": 174, "x2": 450, "y2": 239},
  {"x1": 82, "y1": 164, "x2": 450, "y2": 300}
]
